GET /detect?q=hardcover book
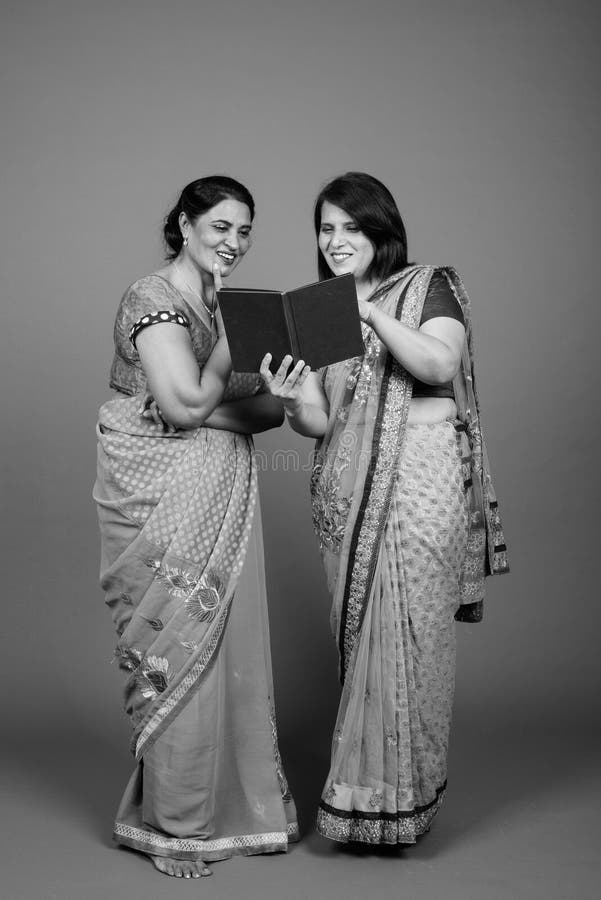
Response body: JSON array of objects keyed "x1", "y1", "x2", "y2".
[{"x1": 217, "y1": 273, "x2": 364, "y2": 373}]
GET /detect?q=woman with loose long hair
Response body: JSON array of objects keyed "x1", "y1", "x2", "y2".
[
  {"x1": 94, "y1": 176, "x2": 297, "y2": 878},
  {"x1": 260, "y1": 171, "x2": 507, "y2": 845}
]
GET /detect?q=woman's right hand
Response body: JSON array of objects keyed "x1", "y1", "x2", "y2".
[{"x1": 259, "y1": 353, "x2": 311, "y2": 415}]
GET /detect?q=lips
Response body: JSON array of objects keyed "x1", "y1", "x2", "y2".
[
  {"x1": 216, "y1": 250, "x2": 236, "y2": 265},
  {"x1": 331, "y1": 252, "x2": 352, "y2": 263}
]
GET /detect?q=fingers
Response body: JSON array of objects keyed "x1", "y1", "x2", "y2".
[
  {"x1": 259, "y1": 354, "x2": 311, "y2": 396},
  {"x1": 139, "y1": 399, "x2": 176, "y2": 433},
  {"x1": 296, "y1": 364, "x2": 311, "y2": 387},
  {"x1": 213, "y1": 262, "x2": 223, "y2": 294},
  {"x1": 259, "y1": 353, "x2": 275, "y2": 384},
  {"x1": 282, "y1": 358, "x2": 307, "y2": 387}
]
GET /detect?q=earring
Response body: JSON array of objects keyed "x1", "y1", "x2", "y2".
[{"x1": 183, "y1": 236, "x2": 188, "y2": 247}]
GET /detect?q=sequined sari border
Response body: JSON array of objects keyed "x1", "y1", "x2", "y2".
[
  {"x1": 316, "y1": 783, "x2": 446, "y2": 845},
  {"x1": 113, "y1": 821, "x2": 299, "y2": 861}
]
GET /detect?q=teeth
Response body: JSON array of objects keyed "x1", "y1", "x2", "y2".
[
  {"x1": 217, "y1": 251, "x2": 234, "y2": 262},
  {"x1": 332, "y1": 253, "x2": 351, "y2": 261}
]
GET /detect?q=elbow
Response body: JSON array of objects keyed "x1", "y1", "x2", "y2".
[
  {"x1": 161, "y1": 400, "x2": 207, "y2": 430},
  {"x1": 426, "y1": 353, "x2": 461, "y2": 385}
]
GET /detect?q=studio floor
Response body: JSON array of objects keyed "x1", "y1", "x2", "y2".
[{"x1": 2, "y1": 705, "x2": 599, "y2": 900}]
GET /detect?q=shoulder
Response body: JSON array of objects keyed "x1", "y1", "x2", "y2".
[
  {"x1": 123, "y1": 274, "x2": 183, "y2": 306},
  {"x1": 421, "y1": 266, "x2": 465, "y2": 325},
  {"x1": 113, "y1": 274, "x2": 191, "y2": 351},
  {"x1": 117, "y1": 274, "x2": 188, "y2": 321}
]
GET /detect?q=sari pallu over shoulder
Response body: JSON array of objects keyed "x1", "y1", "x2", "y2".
[
  {"x1": 94, "y1": 395, "x2": 258, "y2": 759},
  {"x1": 310, "y1": 265, "x2": 509, "y2": 680}
]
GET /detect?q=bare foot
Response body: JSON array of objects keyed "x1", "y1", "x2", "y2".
[{"x1": 150, "y1": 855, "x2": 211, "y2": 878}]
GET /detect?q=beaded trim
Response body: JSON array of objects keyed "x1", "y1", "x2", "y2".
[
  {"x1": 129, "y1": 309, "x2": 190, "y2": 346},
  {"x1": 114, "y1": 822, "x2": 298, "y2": 859},
  {"x1": 316, "y1": 784, "x2": 446, "y2": 845}
]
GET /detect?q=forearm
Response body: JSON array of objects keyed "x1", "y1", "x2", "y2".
[
  {"x1": 145, "y1": 337, "x2": 232, "y2": 430},
  {"x1": 160, "y1": 384, "x2": 224, "y2": 430},
  {"x1": 203, "y1": 394, "x2": 285, "y2": 434},
  {"x1": 369, "y1": 306, "x2": 460, "y2": 384},
  {"x1": 283, "y1": 400, "x2": 328, "y2": 438}
]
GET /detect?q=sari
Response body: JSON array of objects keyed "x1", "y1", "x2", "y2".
[
  {"x1": 93, "y1": 275, "x2": 298, "y2": 861},
  {"x1": 311, "y1": 265, "x2": 508, "y2": 844}
]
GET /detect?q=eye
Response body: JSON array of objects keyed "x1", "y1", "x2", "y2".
[
  {"x1": 346, "y1": 225, "x2": 359, "y2": 233},
  {"x1": 320, "y1": 224, "x2": 332, "y2": 233},
  {"x1": 239, "y1": 229, "x2": 251, "y2": 239},
  {"x1": 213, "y1": 224, "x2": 228, "y2": 232}
]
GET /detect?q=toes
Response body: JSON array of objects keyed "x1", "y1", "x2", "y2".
[{"x1": 150, "y1": 854, "x2": 210, "y2": 879}]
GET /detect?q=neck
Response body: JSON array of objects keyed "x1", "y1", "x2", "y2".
[
  {"x1": 173, "y1": 255, "x2": 215, "y2": 302},
  {"x1": 355, "y1": 277, "x2": 380, "y2": 303}
]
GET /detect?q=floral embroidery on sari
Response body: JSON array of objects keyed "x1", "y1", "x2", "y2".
[
  {"x1": 144, "y1": 559, "x2": 226, "y2": 624},
  {"x1": 137, "y1": 655, "x2": 171, "y2": 700},
  {"x1": 310, "y1": 460, "x2": 352, "y2": 553}
]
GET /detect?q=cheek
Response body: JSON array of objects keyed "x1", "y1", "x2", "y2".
[{"x1": 361, "y1": 242, "x2": 375, "y2": 265}]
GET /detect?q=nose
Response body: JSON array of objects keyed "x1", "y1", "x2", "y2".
[
  {"x1": 331, "y1": 230, "x2": 346, "y2": 248},
  {"x1": 224, "y1": 233, "x2": 239, "y2": 251}
]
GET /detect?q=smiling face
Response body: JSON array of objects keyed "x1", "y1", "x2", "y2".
[
  {"x1": 180, "y1": 198, "x2": 252, "y2": 277},
  {"x1": 318, "y1": 201, "x2": 375, "y2": 287}
]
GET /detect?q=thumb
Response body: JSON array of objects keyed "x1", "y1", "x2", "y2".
[{"x1": 213, "y1": 263, "x2": 223, "y2": 294}]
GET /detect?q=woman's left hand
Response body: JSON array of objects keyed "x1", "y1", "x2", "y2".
[{"x1": 139, "y1": 393, "x2": 177, "y2": 433}]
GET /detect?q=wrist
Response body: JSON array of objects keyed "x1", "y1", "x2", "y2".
[{"x1": 360, "y1": 302, "x2": 375, "y2": 326}]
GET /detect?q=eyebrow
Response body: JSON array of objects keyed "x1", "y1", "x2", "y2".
[{"x1": 211, "y1": 218, "x2": 251, "y2": 228}]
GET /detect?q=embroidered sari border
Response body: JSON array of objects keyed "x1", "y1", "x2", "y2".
[
  {"x1": 318, "y1": 780, "x2": 446, "y2": 822},
  {"x1": 316, "y1": 784, "x2": 446, "y2": 845},
  {"x1": 338, "y1": 348, "x2": 394, "y2": 669},
  {"x1": 114, "y1": 822, "x2": 298, "y2": 860},
  {"x1": 338, "y1": 268, "x2": 431, "y2": 676}
]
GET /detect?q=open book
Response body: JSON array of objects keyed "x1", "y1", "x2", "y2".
[{"x1": 217, "y1": 273, "x2": 364, "y2": 373}]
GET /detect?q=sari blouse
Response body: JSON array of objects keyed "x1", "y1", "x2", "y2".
[{"x1": 109, "y1": 274, "x2": 263, "y2": 401}]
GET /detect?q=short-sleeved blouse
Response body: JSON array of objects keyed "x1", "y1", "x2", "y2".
[{"x1": 109, "y1": 274, "x2": 263, "y2": 399}]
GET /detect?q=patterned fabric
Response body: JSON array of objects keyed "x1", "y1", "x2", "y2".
[
  {"x1": 311, "y1": 265, "x2": 508, "y2": 845},
  {"x1": 317, "y1": 423, "x2": 468, "y2": 844},
  {"x1": 109, "y1": 274, "x2": 264, "y2": 400},
  {"x1": 94, "y1": 274, "x2": 297, "y2": 860},
  {"x1": 129, "y1": 309, "x2": 190, "y2": 347}
]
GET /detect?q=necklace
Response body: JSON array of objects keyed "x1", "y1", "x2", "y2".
[{"x1": 177, "y1": 269, "x2": 217, "y2": 333}]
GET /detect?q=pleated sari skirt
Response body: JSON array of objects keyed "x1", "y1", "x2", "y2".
[{"x1": 318, "y1": 420, "x2": 469, "y2": 844}]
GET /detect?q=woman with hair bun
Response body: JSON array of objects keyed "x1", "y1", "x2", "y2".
[
  {"x1": 261, "y1": 171, "x2": 508, "y2": 847},
  {"x1": 94, "y1": 176, "x2": 297, "y2": 878}
]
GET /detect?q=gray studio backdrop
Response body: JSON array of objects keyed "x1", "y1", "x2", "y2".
[{"x1": 1, "y1": 0, "x2": 599, "y2": 799}]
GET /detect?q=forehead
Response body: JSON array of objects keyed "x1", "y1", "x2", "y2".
[
  {"x1": 200, "y1": 198, "x2": 252, "y2": 226},
  {"x1": 320, "y1": 201, "x2": 354, "y2": 224}
]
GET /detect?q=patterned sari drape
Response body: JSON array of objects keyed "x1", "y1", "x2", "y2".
[{"x1": 94, "y1": 393, "x2": 297, "y2": 860}]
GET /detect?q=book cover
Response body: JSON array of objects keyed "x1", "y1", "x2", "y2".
[{"x1": 218, "y1": 273, "x2": 364, "y2": 373}]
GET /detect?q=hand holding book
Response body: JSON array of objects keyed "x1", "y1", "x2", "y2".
[{"x1": 259, "y1": 353, "x2": 310, "y2": 411}]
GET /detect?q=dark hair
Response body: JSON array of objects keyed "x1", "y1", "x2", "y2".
[
  {"x1": 313, "y1": 172, "x2": 409, "y2": 282},
  {"x1": 163, "y1": 175, "x2": 255, "y2": 260}
]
